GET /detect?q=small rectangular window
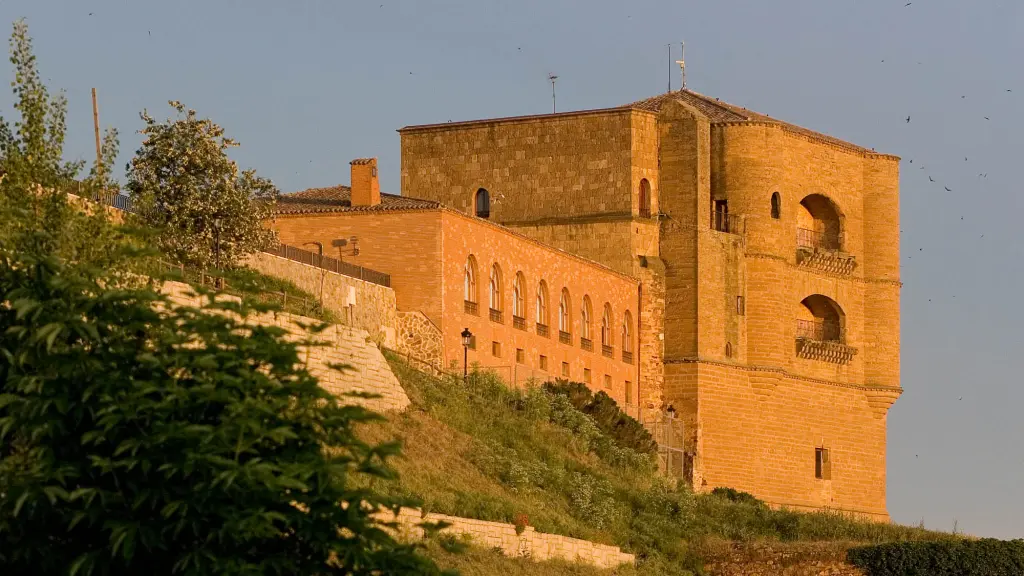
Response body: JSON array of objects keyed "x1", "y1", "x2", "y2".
[
  {"x1": 516, "y1": 348, "x2": 525, "y2": 364},
  {"x1": 491, "y1": 341, "x2": 501, "y2": 358},
  {"x1": 561, "y1": 362, "x2": 570, "y2": 377},
  {"x1": 625, "y1": 381, "x2": 632, "y2": 404},
  {"x1": 539, "y1": 355, "x2": 548, "y2": 371},
  {"x1": 603, "y1": 374, "x2": 612, "y2": 388},
  {"x1": 583, "y1": 368, "x2": 592, "y2": 384},
  {"x1": 736, "y1": 295, "x2": 745, "y2": 316},
  {"x1": 815, "y1": 448, "x2": 832, "y2": 480},
  {"x1": 467, "y1": 335, "x2": 476, "y2": 350}
]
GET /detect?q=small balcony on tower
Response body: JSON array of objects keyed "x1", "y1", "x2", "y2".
[
  {"x1": 795, "y1": 194, "x2": 856, "y2": 276},
  {"x1": 795, "y1": 295, "x2": 857, "y2": 365}
]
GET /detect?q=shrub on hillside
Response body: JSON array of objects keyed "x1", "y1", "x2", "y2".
[
  {"x1": 847, "y1": 539, "x2": 1024, "y2": 576},
  {"x1": 543, "y1": 380, "x2": 658, "y2": 455},
  {"x1": 710, "y1": 487, "x2": 765, "y2": 507},
  {"x1": 0, "y1": 245, "x2": 448, "y2": 574}
]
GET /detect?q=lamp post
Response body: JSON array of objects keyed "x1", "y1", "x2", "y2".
[{"x1": 461, "y1": 327, "x2": 473, "y2": 382}]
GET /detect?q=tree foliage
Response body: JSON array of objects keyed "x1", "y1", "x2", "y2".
[
  {"x1": 126, "y1": 102, "x2": 278, "y2": 270},
  {"x1": 0, "y1": 232, "x2": 449, "y2": 575},
  {"x1": 0, "y1": 19, "x2": 132, "y2": 278}
]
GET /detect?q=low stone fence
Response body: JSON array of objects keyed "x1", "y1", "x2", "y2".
[
  {"x1": 376, "y1": 506, "x2": 634, "y2": 570},
  {"x1": 162, "y1": 281, "x2": 409, "y2": 413}
]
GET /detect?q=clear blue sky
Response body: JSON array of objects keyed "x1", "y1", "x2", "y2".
[{"x1": 3, "y1": 0, "x2": 1020, "y2": 539}]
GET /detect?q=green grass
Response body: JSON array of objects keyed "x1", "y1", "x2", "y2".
[{"x1": 360, "y1": 355, "x2": 955, "y2": 575}]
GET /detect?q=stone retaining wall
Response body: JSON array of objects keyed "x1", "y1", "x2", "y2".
[
  {"x1": 376, "y1": 506, "x2": 634, "y2": 570},
  {"x1": 392, "y1": 310, "x2": 444, "y2": 373},
  {"x1": 242, "y1": 252, "x2": 398, "y2": 346},
  {"x1": 162, "y1": 281, "x2": 409, "y2": 413}
]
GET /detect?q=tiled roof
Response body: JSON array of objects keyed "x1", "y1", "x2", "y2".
[
  {"x1": 626, "y1": 89, "x2": 882, "y2": 155},
  {"x1": 274, "y1": 186, "x2": 440, "y2": 215}
]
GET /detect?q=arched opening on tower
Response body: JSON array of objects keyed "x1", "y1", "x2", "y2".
[
  {"x1": 796, "y1": 294, "x2": 845, "y2": 343},
  {"x1": 475, "y1": 188, "x2": 490, "y2": 219},
  {"x1": 796, "y1": 194, "x2": 841, "y2": 250},
  {"x1": 639, "y1": 179, "x2": 652, "y2": 218}
]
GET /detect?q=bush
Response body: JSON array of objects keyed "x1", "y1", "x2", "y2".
[
  {"x1": 0, "y1": 247, "x2": 447, "y2": 574},
  {"x1": 847, "y1": 539, "x2": 1024, "y2": 576},
  {"x1": 543, "y1": 380, "x2": 657, "y2": 455},
  {"x1": 710, "y1": 487, "x2": 765, "y2": 507}
]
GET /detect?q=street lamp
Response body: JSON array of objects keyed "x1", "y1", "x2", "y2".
[{"x1": 461, "y1": 328, "x2": 473, "y2": 381}]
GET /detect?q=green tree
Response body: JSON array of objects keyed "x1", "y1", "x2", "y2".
[
  {"x1": 0, "y1": 19, "x2": 131, "y2": 278},
  {"x1": 0, "y1": 228, "x2": 450, "y2": 575},
  {"x1": 126, "y1": 101, "x2": 278, "y2": 270}
]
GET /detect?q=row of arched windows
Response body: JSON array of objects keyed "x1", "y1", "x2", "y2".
[{"x1": 464, "y1": 256, "x2": 634, "y2": 353}]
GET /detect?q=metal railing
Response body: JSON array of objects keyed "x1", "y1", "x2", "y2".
[
  {"x1": 267, "y1": 243, "x2": 391, "y2": 288},
  {"x1": 464, "y1": 300, "x2": 479, "y2": 315},
  {"x1": 622, "y1": 350, "x2": 634, "y2": 364},
  {"x1": 602, "y1": 344, "x2": 614, "y2": 358},
  {"x1": 536, "y1": 323, "x2": 550, "y2": 337},
  {"x1": 580, "y1": 337, "x2": 593, "y2": 352},
  {"x1": 489, "y1": 308, "x2": 504, "y2": 323},
  {"x1": 711, "y1": 210, "x2": 741, "y2": 234},
  {"x1": 796, "y1": 227, "x2": 841, "y2": 250},
  {"x1": 795, "y1": 319, "x2": 843, "y2": 342},
  {"x1": 95, "y1": 190, "x2": 136, "y2": 213},
  {"x1": 513, "y1": 315, "x2": 526, "y2": 330},
  {"x1": 559, "y1": 330, "x2": 572, "y2": 345}
]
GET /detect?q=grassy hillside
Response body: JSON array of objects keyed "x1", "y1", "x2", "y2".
[{"x1": 360, "y1": 356, "x2": 953, "y2": 575}]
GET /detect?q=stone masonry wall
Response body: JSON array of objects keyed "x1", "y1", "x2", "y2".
[
  {"x1": 242, "y1": 251, "x2": 398, "y2": 346},
  {"x1": 375, "y1": 506, "x2": 634, "y2": 570},
  {"x1": 393, "y1": 310, "x2": 444, "y2": 374},
  {"x1": 400, "y1": 109, "x2": 643, "y2": 222},
  {"x1": 162, "y1": 281, "x2": 410, "y2": 413}
]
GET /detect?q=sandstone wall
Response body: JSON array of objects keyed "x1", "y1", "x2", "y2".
[
  {"x1": 162, "y1": 281, "x2": 410, "y2": 413},
  {"x1": 400, "y1": 109, "x2": 648, "y2": 222},
  {"x1": 393, "y1": 310, "x2": 444, "y2": 374},
  {"x1": 376, "y1": 506, "x2": 634, "y2": 570},
  {"x1": 273, "y1": 210, "x2": 444, "y2": 328},
  {"x1": 242, "y1": 251, "x2": 397, "y2": 346}
]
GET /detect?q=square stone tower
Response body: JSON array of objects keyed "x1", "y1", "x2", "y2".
[{"x1": 398, "y1": 88, "x2": 901, "y2": 520}]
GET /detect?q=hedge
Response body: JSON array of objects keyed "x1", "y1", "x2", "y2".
[{"x1": 847, "y1": 539, "x2": 1024, "y2": 576}]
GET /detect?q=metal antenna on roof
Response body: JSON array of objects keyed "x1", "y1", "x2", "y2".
[
  {"x1": 666, "y1": 44, "x2": 673, "y2": 93},
  {"x1": 548, "y1": 73, "x2": 558, "y2": 113},
  {"x1": 677, "y1": 41, "x2": 686, "y2": 90}
]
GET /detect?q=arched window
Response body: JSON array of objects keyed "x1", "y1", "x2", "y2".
[
  {"x1": 464, "y1": 256, "x2": 478, "y2": 304},
  {"x1": 581, "y1": 296, "x2": 593, "y2": 341},
  {"x1": 512, "y1": 272, "x2": 525, "y2": 319},
  {"x1": 797, "y1": 294, "x2": 845, "y2": 343},
  {"x1": 475, "y1": 188, "x2": 490, "y2": 219},
  {"x1": 797, "y1": 194, "x2": 842, "y2": 250},
  {"x1": 771, "y1": 191, "x2": 781, "y2": 219},
  {"x1": 621, "y1": 311, "x2": 633, "y2": 353},
  {"x1": 639, "y1": 179, "x2": 652, "y2": 218},
  {"x1": 725, "y1": 342, "x2": 733, "y2": 358},
  {"x1": 601, "y1": 304, "x2": 613, "y2": 348},
  {"x1": 558, "y1": 289, "x2": 571, "y2": 335},
  {"x1": 536, "y1": 281, "x2": 549, "y2": 329},
  {"x1": 489, "y1": 263, "x2": 503, "y2": 312}
]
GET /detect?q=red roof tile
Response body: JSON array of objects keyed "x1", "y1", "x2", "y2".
[{"x1": 274, "y1": 186, "x2": 440, "y2": 215}]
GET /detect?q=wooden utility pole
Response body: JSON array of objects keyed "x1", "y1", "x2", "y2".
[{"x1": 91, "y1": 88, "x2": 102, "y2": 170}]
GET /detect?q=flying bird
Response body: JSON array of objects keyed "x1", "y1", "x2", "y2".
[
  {"x1": 906, "y1": 116, "x2": 911, "y2": 123},
  {"x1": 905, "y1": 2, "x2": 911, "y2": 5},
  {"x1": 929, "y1": 176, "x2": 934, "y2": 182},
  {"x1": 945, "y1": 186, "x2": 952, "y2": 191}
]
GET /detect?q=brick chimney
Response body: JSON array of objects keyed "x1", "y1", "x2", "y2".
[{"x1": 350, "y1": 158, "x2": 380, "y2": 207}]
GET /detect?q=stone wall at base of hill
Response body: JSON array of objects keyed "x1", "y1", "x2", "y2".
[
  {"x1": 375, "y1": 506, "x2": 634, "y2": 570},
  {"x1": 702, "y1": 542, "x2": 865, "y2": 576}
]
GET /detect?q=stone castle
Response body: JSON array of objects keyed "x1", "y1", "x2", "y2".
[{"x1": 269, "y1": 87, "x2": 902, "y2": 521}]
